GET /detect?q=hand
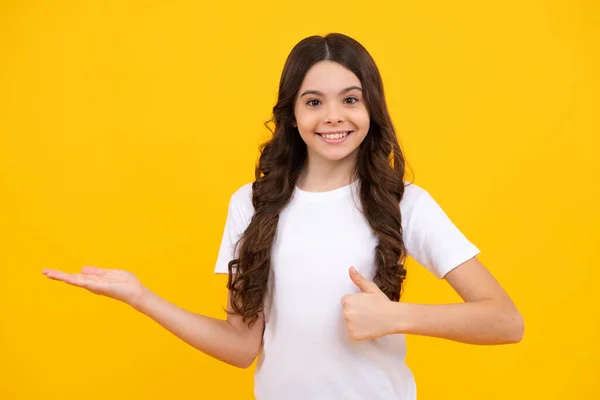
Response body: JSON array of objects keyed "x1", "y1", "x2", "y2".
[
  {"x1": 42, "y1": 266, "x2": 149, "y2": 307},
  {"x1": 341, "y1": 266, "x2": 398, "y2": 341}
]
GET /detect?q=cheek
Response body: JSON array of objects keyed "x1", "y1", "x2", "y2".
[
  {"x1": 296, "y1": 110, "x2": 318, "y2": 129},
  {"x1": 354, "y1": 110, "x2": 371, "y2": 132},
  {"x1": 294, "y1": 115, "x2": 314, "y2": 141},
  {"x1": 296, "y1": 115, "x2": 321, "y2": 138}
]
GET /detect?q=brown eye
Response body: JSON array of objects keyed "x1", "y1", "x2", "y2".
[
  {"x1": 344, "y1": 97, "x2": 359, "y2": 104},
  {"x1": 307, "y1": 99, "x2": 321, "y2": 107}
]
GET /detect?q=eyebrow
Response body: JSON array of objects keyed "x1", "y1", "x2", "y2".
[{"x1": 299, "y1": 86, "x2": 363, "y2": 98}]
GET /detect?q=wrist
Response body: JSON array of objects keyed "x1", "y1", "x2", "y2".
[
  {"x1": 390, "y1": 301, "x2": 413, "y2": 334},
  {"x1": 129, "y1": 286, "x2": 155, "y2": 313}
]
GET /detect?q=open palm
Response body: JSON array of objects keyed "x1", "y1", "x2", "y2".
[{"x1": 42, "y1": 266, "x2": 147, "y2": 305}]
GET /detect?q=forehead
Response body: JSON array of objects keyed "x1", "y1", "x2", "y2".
[{"x1": 299, "y1": 61, "x2": 361, "y2": 92}]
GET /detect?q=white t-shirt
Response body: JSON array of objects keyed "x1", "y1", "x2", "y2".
[{"x1": 214, "y1": 179, "x2": 480, "y2": 400}]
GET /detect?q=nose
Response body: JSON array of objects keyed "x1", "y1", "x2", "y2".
[{"x1": 324, "y1": 103, "x2": 344, "y2": 124}]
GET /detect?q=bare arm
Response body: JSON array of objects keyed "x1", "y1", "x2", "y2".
[
  {"x1": 133, "y1": 282, "x2": 264, "y2": 368},
  {"x1": 396, "y1": 257, "x2": 524, "y2": 344},
  {"x1": 43, "y1": 267, "x2": 264, "y2": 368},
  {"x1": 343, "y1": 259, "x2": 524, "y2": 344}
]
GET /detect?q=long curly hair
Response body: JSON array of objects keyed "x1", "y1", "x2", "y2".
[{"x1": 228, "y1": 33, "x2": 410, "y2": 327}]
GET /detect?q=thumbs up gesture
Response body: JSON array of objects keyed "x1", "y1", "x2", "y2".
[{"x1": 342, "y1": 266, "x2": 398, "y2": 341}]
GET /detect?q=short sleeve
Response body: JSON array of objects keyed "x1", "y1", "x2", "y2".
[
  {"x1": 403, "y1": 190, "x2": 480, "y2": 279},
  {"x1": 214, "y1": 183, "x2": 254, "y2": 274}
]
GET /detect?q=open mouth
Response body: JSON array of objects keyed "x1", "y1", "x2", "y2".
[{"x1": 316, "y1": 130, "x2": 353, "y2": 143}]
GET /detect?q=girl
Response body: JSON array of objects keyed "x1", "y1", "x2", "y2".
[{"x1": 43, "y1": 33, "x2": 524, "y2": 400}]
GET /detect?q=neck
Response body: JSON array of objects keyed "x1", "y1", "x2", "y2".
[{"x1": 296, "y1": 151, "x2": 358, "y2": 192}]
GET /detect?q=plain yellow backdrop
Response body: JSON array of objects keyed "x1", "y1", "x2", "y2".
[{"x1": 1, "y1": 0, "x2": 599, "y2": 399}]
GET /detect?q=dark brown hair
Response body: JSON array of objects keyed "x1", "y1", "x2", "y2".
[{"x1": 228, "y1": 33, "x2": 411, "y2": 327}]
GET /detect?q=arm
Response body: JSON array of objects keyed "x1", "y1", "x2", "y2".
[
  {"x1": 392, "y1": 257, "x2": 524, "y2": 344},
  {"x1": 133, "y1": 277, "x2": 264, "y2": 368},
  {"x1": 42, "y1": 266, "x2": 264, "y2": 369},
  {"x1": 343, "y1": 258, "x2": 524, "y2": 345},
  {"x1": 343, "y1": 190, "x2": 523, "y2": 344}
]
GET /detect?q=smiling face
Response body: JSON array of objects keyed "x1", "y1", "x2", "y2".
[{"x1": 293, "y1": 61, "x2": 370, "y2": 164}]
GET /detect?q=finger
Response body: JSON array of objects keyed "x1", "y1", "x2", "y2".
[
  {"x1": 44, "y1": 269, "x2": 72, "y2": 283},
  {"x1": 80, "y1": 266, "x2": 106, "y2": 276},
  {"x1": 341, "y1": 294, "x2": 352, "y2": 307},
  {"x1": 42, "y1": 268, "x2": 60, "y2": 275},
  {"x1": 42, "y1": 269, "x2": 66, "y2": 278},
  {"x1": 45, "y1": 270, "x2": 86, "y2": 287},
  {"x1": 349, "y1": 266, "x2": 379, "y2": 293}
]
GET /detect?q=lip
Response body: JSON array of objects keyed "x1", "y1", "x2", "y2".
[
  {"x1": 316, "y1": 130, "x2": 353, "y2": 144},
  {"x1": 318, "y1": 130, "x2": 351, "y2": 134}
]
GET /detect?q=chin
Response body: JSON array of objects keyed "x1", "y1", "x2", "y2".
[{"x1": 314, "y1": 149, "x2": 358, "y2": 162}]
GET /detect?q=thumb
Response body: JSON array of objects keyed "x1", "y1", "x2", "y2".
[{"x1": 349, "y1": 266, "x2": 379, "y2": 293}]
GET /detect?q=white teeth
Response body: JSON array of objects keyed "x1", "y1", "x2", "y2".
[{"x1": 322, "y1": 132, "x2": 349, "y2": 139}]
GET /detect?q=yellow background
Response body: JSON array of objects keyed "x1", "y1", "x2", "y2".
[{"x1": 1, "y1": 1, "x2": 599, "y2": 399}]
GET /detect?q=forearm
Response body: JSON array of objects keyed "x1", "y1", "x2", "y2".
[
  {"x1": 130, "y1": 289, "x2": 259, "y2": 368},
  {"x1": 393, "y1": 300, "x2": 524, "y2": 345}
]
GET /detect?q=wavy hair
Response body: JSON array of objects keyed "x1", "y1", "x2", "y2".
[{"x1": 228, "y1": 33, "x2": 411, "y2": 327}]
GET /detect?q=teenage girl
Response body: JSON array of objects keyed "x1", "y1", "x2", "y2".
[{"x1": 43, "y1": 33, "x2": 524, "y2": 400}]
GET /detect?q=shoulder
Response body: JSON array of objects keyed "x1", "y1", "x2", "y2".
[
  {"x1": 400, "y1": 181, "x2": 429, "y2": 213},
  {"x1": 231, "y1": 181, "x2": 253, "y2": 201},
  {"x1": 229, "y1": 181, "x2": 254, "y2": 212},
  {"x1": 400, "y1": 181, "x2": 450, "y2": 225}
]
